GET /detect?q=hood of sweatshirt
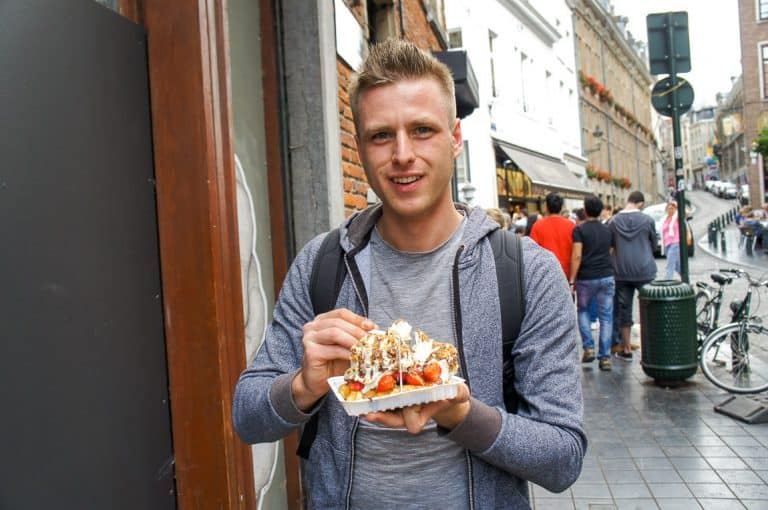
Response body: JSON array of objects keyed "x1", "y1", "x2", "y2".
[
  {"x1": 612, "y1": 209, "x2": 652, "y2": 240},
  {"x1": 338, "y1": 202, "x2": 499, "y2": 260}
]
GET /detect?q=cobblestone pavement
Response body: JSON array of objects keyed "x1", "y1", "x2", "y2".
[{"x1": 532, "y1": 191, "x2": 768, "y2": 509}]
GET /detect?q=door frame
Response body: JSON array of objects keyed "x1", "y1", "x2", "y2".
[{"x1": 120, "y1": 1, "x2": 263, "y2": 507}]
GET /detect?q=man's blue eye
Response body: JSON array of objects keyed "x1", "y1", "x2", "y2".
[
  {"x1": 414, "y1": 126, "x2": 433, "y2": 136},
  {"x1": 372, "y1": 132, "x2": 391, "y2": 141}
]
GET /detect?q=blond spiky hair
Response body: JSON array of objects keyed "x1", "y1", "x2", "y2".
[{"x1": 349, "y1": 39, "x2": 456, "y2": 126}]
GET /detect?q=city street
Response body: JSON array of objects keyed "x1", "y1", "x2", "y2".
[{"x1": 532, "y1": 191, "x2": 768, "y2": 510}]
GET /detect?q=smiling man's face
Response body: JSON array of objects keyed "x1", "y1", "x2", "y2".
[{"x1": 355, "y1": 77, "x2": 462, "y2": 227}]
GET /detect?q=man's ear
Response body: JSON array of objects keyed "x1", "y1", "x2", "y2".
[{"x1": 451, "y1": 118, "x2": 463, "y2": 158}]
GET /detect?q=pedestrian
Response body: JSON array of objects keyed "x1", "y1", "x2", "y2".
[
  {"x1": 231, "y1": 39, "x2": 586, "y2": 508},
  {"x1": 570, "y1": 196, "x2": 615, "y2": 371},
  {"x1": 515, "y1": 208, "x2": 529, "y2": 228},
  {"x1": 529, "y1": 192, "x2": 575, "y2": 280},
  {"x1": 609, "y1": 191, "x2": 657, "y2": 360},
  {"x1": 600, "y1": 205, "x2": 613, "y2": 223},
  {"x1": 485, "y1": 207, "x2": 507, "y2": 229},
  {"x1": 523, "y1": 211, "x2": 539, "y2": 237},
  {"x1": 574, "y1": 208, "x2": 599, "y2": 329},
  {"x1": 662, "y1": 201, "x2": 681, "y2": 280}
]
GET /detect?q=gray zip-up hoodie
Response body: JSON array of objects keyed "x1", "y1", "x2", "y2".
[
  {"x1": 232, "y1": 204, "x2": 586, "y2": 509},
  {"x1": 610, "y1": 209, "x2": 658, "y2": 282}
]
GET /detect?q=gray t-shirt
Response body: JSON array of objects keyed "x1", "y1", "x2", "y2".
[{"x1": 349, "y1": 220, "x2": 470, "y2": 509}]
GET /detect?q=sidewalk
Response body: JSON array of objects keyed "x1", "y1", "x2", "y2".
[
  {"x1": 532, "y1": 359, "x2": 768, "y2": 509},
  {"x1": 530, "y1": 222, "x2": 768, "y2": 509},
  {"x1": 699, "y1": 223, "x2": 768, "y2": 272}
]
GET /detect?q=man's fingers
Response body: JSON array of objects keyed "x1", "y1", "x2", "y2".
[
  {"x1": 402, "y1": 405, "x2": 429, "y2": 434},
  {"x1": 363, "y1": 411, "x2": 404, "y2": 428},
  {"x1": 303, "y1": 343, "x2": 352, "y2": 364},
  {"x1": 314, "y1": 308, "x2": 377, "y2": 331},
  {"x1": 304, "y1": 310, "x2": 377, "y2": 349}
]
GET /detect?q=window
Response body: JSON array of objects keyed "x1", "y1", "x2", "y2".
[
  {"x1": 455, "y1": 141, "x2": 471, "y2": 183},
  {"x1": 367, "y1": 0, "x2": 397, "y2": 42},
  {"x1": 762, "y1": 43, "x2": 768, "y2": 98},
  {"x1": 760, "y1": 0, "x2": 768, "y2": 20},
  {"x1": 422, "y1": 0, "x2": 448, "y2": 45},
  {"x1": 448, "y1": 29, "x2": 463, "y2": 49},
  {"x1": 489, "y1": 31, "x2": 498, "y2": 98},
  {"x1": 520, "y1": 53, "x2": 529, "y2": 112}
]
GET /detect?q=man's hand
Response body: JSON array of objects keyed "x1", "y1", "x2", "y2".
[
  {"x1": 363, "y1": 383, "x2": 471, "y2": 434},
  {"x1": 292, "y1": 309, "x2": 376, "y2": 411}
]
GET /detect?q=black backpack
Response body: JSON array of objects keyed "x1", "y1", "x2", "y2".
[{"x1": 296, "y1": 227, "x2": 525, "y2": 459}]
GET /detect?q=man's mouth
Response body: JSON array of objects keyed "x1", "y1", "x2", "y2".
[{"x1": 391, "y1": 175, "x2": 421, "y2": 185}]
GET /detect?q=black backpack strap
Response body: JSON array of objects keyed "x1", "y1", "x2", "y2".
[
  {"x1": 489, "y1": 229, "x2": 525, "y2": 413},
  {"x1": 309, "y1": 228, "x2": 346, "y2": 316},
  {"x1": 297, "y1": 228, "x2": 346, "y2": 460}
]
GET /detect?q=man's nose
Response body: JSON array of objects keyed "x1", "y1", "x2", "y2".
[{"x1": 392, "y1": 132, "x2": 415, "y2": 165}]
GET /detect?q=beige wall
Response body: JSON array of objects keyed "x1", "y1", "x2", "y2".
[{"x1": 573, "y1": 1, "x2": 655, "y2": 207}]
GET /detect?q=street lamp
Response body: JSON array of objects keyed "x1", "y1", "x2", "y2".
[
  {"x1": 459, "y1": 181, "x2": 476, "y2": 205},
  {"x1": 584, "y1": 125, "x2": 604, "y2": 154}
]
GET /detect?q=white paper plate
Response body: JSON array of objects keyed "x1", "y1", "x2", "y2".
[{"x1": 327, "y1": 375, "x2": 465, "y2": 416}]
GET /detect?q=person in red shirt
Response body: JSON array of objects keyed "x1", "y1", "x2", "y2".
[{"x1": 530, "y1": 192, "x2": 575, "y2": 280}]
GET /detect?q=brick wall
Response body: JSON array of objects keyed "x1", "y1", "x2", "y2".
[
  {"x1": 337, "y1": 0, "x2": 445, "y2": 217},
  {"x1": 738, "y1": 0, "x2": 768, "y2": 206}
]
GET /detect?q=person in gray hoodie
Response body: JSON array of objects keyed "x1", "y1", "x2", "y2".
[
  {"x1": 609, "y1": 191, "x2": 658, "y2": 360},
  {"x1": 232, "y1": 39, "x2": 585, "y2": 509}
]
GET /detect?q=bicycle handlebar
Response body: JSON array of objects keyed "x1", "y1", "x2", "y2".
[{"x1": 718, "y1": 268, "x2": 768, "y2": 287}]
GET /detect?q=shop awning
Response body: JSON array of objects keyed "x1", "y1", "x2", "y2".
[{"x1": 494, "y1": 140, "x2": 590, "y2": 195}]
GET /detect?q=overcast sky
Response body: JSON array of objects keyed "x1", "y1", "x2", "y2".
[{"x1": 610, "y1": 0, "x2": 742, "y2": 108}]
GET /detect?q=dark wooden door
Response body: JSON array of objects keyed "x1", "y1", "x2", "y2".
[{"x1": 0, "y1": 1, "x2": 175, "y2": 508}]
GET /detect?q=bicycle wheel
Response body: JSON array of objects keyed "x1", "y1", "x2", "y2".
[
  {"x1": 695, "y1": 290, "x2": 714, "y2": 338},
  {"x1": 700, "y1": 321, "x2": 768, "y2": 393}
]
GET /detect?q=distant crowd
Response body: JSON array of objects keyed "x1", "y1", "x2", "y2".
[{"x1": 486, "y1": 191, "x2": 666, "y2": 371}]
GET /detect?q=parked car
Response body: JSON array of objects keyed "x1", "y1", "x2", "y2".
[
  {"x1": 642, "y1": 203, "x2": 694, "y2": 258},
  {"x1": 713, "y1": 181, "x2": 730, "y2": 197},
  {"x1": 705, "y1": 180, "x2": 722, "y2": 193},
  {"x1": 739, "y1": 184, "x2": 750, "y2": 205},
  {"x1": 721, "y1": 182, "x2": 738, "y2": 199}
]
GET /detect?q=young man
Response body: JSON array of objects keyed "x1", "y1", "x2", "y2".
[
  {"x1": 530, "y1": 192, "x2": 575, "y2": 280},
  {"x1": 609, "y1": 191, "x2": 657, "y2": 360},
  {"x1": 570, "y1": 196, "x2": 615, "y2": 371},
  {"x1": 232, "y1": 40, "x2": 585, "y2": 508}
]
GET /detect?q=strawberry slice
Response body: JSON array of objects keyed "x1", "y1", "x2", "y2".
[
  {"x1": 377, "y1": 374, "x2": 395, "y2": 393},
  {"x1": 348, "y1": 381, "x2": 364, "y2": 392},
  {"x1": 422, "y1": 362, "x2": 441, "y2": 383},
  {"x1": 403, "y1": 372, "x2": 425, "y2": 386}
]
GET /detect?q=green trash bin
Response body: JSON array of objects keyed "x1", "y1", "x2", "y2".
[{"x1": 639, "y1": 280, "x2": 697, "y2": 383}]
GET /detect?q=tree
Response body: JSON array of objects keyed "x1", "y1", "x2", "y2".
[{"x1": 754, "y1": 126, "x2": 768, "y2": 158}]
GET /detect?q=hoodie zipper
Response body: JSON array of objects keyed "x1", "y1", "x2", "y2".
[
  {"x1": 344, "y1": 251, "x2": 366, "y2": 510},
  {"x1": 452, "y1": 244, "x2": 474, "y2": 510}
]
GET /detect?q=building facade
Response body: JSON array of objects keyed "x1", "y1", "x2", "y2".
[
  {"x1": 571, "y1": 0, "x2": 656, "y2": 208},
  {"x1": 2, "y1": 1, "x2": 458, "y2": 508},
  {"x1": 738, "y1": 0, "x2": 768, "y2": 205},
  {"x1": 686, "y1": 107, "x2": 718, "y2": 188},
  {"x1": 444, "y1": 0, "x2": 589, "y2": 214},
  {"x1": 715, "y1": 77, "x2": 748, "y2": 185}
]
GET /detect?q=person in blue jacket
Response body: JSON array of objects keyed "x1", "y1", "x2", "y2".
[{"x1": 232, "y1": 39, "x2": 586, "y2": 509}]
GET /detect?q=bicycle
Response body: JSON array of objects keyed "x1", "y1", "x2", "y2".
[
  {"x1": 699, "y1": 269, "x2": 768, "y2": 393},
  {"x1": 694, "y1": 269, "x2": 739, "y2": 349}
]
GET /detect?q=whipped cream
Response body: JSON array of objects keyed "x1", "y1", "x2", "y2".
[{"x1": 344, "y1": 319, "x2": 458, "y2": 390}]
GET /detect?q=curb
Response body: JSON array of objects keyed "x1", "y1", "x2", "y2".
[{"x1": 696, "y1": 232, "x2": 768, "y2": 272}]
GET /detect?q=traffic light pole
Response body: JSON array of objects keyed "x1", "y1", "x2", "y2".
[{"x1": 668, "y1": 16, "x2": 690, "y2": 283}]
